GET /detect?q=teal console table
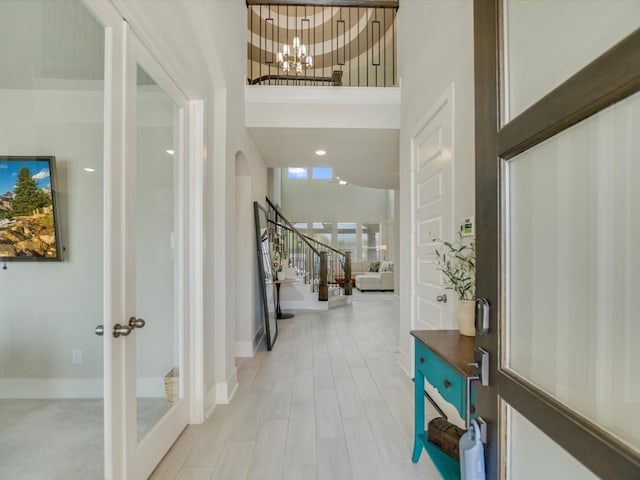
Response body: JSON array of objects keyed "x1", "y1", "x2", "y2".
[{"x1": 410, "y1": 330, "x2": 476, "y2": 479}]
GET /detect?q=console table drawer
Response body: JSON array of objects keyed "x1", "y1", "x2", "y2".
[{"x1": 415, "y1": 340, "x2": 464, "y2": 414}]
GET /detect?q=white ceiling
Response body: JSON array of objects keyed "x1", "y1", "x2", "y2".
[{"x1": 248, "y1": 127, "x2": 399, "y2": 190}]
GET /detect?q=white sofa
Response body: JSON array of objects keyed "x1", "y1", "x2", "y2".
[
  {"x1": 349, "y1": 261, "x2": 370, "y2": 277},
  {"x1": 354, "y1": 261, "x2": 394, "y2": 291}
]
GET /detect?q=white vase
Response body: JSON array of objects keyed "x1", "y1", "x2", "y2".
[{"x1": 457, "y1": 300, "x2": 476, "y2": 336}]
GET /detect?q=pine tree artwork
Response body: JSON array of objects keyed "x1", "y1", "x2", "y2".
[
  {"x1": 0, "y1": 157, "x2": 61, "y2": 260},
  {"x1": 10, "y1": 166, "x2": 52, "y2": 216}
]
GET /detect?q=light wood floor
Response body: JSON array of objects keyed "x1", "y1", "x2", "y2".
[{"x1": 149, "y1": 294, "x2": 440, "y2": 480}]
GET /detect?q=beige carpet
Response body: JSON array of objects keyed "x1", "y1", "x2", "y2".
[{"x1": 0, "y1": 398, "x2": 167, "y2": 480}]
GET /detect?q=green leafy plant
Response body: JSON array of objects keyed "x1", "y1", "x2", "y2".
[{"x1": 432, "y1": 232, "x2": 476, "y2": 300}]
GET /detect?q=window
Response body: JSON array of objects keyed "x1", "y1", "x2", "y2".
[
  {"x1": 287, "y1": 167, "x2": 308, "y2": 179},
  {"x1": 311, "y1": 222, "x2": 332, "y2": 246},
  {"x1": 291, "y1": 222, "x2": 308, "y2": 233},
  {"x1": 337, "y1": 222, "x2": 357, "y2": 253},
  {"x1": 312, "y1": 167, "x2": 333, "y2": 179},
  {"x1": 362, "y1": 223, "x2": 381, "y2": 261}
]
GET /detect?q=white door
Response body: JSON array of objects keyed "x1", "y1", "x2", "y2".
[
  {"x1": 123, "y1": 34, "x2": 190, "y2": 480},
  {"x1": 85, "y1": 2, "x2": 191, "y2": 478},
  {"x1": 411, "y1": 86, "x2": 454, "y2": 332}
]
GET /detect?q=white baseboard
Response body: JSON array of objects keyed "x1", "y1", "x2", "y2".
[
  {"x1": 236, "y1": 328, "x2": 266, "y2": 358},
  {"x1": 214, "y1": 367, "x2": 238, "y2": 405},
  {"x1": 205, "y1": 384, "x2": 218, "y2": 418},
  {"x1": 235, "y1": 341, "x2": 254, "y2": 358},
  {"x1": 0, "y1": 377, "x2": 165, "y2": 399}
]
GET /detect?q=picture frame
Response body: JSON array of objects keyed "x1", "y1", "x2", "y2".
[{"x1": 0, "y1": 156, "x2": 63, "y2": 261}]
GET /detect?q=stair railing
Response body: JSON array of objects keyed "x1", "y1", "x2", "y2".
[{"x1": 265, "y1": 197, "x2": 351, "y2": 300}]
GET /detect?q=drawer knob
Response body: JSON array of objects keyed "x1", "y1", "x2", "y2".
[
  {"x1": 419, "y1": 356, "x2": 425, "y2": 365},
  {"x1": 443, "y1": 379, "x2": 451, "y2": 388}
]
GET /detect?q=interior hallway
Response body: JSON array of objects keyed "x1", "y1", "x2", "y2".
[{"x1": 149, "y1": 292, "x2": 439, "y2": 480}]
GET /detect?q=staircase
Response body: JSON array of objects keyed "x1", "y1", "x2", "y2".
[{"x1": 265, "y1": 198, "x2": 352, "y2": 311}]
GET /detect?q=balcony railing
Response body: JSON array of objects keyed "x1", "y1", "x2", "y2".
[{"x1": 247, "y1": 1, "x2": 398, "y2": 87}]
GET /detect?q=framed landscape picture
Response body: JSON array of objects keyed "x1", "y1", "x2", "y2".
[{"x1": 0, "y1": 156, "x2": 63, "y2": 261}]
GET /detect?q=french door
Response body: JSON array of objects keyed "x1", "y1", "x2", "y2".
[
  {"x1": 87, "y1": 2, "x2": 191, "y2": 478},
  {"x1": 474, "y1": 1, "x2": 640, "y2": 479}
]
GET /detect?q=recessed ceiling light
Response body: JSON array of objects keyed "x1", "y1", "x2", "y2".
[
  {"x1": 315, "y1": 149, "x2": 326, "y2": 156},
  {"x1": 83, "y1": 168, "x2": 96, "y2": 173},
  {"x1": 166, "y1": 149, "x2": 175, "y2": 155}
]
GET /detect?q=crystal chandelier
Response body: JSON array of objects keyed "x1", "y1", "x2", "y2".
[{"x1": 277, "y1": 36, "x2": 313, "y2": 74}]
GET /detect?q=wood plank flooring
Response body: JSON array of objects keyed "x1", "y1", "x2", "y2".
[{"x1": 149, "y1": 294, "x2": 441, "y2": 480}]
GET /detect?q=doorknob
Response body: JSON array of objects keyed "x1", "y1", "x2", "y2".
[
  {"x1": 129, "y1": 317, "x2": 146, "y2": 329},
  {"x1": 94, "y1": 324, "x2": 132, "y2": 338},
  {"x1": 436, "y1": 294, "x2": 447, "y2": 303},
  {"x1": 112, "y1": 323, "x2": 132, "y2": 338}
]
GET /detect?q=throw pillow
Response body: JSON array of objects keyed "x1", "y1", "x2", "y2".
[
  {"x1": 380, "y1": 261, "x2": 390, "y2": 272},
  {"x1": 369, "y1": 261, "x2": 380, "y2": 272}
]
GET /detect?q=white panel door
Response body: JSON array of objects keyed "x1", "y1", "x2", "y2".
[{"x1": 412, "y1": 88, "x2": 454, "y2": 331}]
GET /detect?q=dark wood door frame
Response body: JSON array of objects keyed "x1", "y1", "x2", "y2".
[
  {"x1": 474, "y1": 1, "x2": 640, "y2": 478},
  {"x1": 473, "y1": 1, "x2": 500, "y2": 478}
]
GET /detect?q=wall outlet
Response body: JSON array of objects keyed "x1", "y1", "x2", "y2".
[{"x1": 72, "y1": 349, "x2": 82, "y2": 365}]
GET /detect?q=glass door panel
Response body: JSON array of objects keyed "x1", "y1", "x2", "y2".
[
  {"x1": 134, "y1": 65, "x2": 181, "y2": 441},
  {"x1": 505, "y1": 91, "x2": 640, "y2": 453},
  {"x1": 0, "y1": 0, "x2": 105, "y2": 478},
  {"x1": 503, "y1": 0, "x2": 640, "y2": 121},
  {"x1": 124, "y1": 35, "x2": 189, "y2": 479},
  {"x1": 505, "y1": 405, "x2": 599, "y2": 480}
]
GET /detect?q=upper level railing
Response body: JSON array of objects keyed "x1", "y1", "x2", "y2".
[
  {"x1": 247, "y1": 1, "x2": 398, "y2": 87},
  {"x1": 266, "y1": 197, "x2": 352, "y2": 299}
]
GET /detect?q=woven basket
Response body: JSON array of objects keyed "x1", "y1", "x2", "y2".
[{"x1": 164, "y1": 367, "x2": 179, "y2": 406}]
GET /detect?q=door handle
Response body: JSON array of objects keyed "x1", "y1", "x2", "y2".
[
  {"x1": 436, "y1": 294, "x2": 447, "y2": 303},
  {"x1": 129, "y1": 317, "x2": 146, "y2": 329},
  {"x1": 112, "y1": 323, "x2": 132, "y2": 337},
  {"x1": 94, "y1": 324, "x2": 132, "y2": 338}
]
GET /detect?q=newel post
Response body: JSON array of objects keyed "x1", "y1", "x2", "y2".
[
  {"x1": 319, "y1": 251, "x2": 328, "y2": 301},
  {"x1": 344, "y1": 251, "x2": 352, "y2": 295}
]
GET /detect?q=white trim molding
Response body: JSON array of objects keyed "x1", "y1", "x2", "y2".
[{"x1": 188, "y1": 99, "x2": 205, "y2": 425}]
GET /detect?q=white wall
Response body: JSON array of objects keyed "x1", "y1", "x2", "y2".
[
  {"x1": 0, "y1": 89, "x2": 105, "y2": 396},
  {"x1": 281, "y1": 172, "x2": 392, "y2": 223},
  {"x1": 397, "y1": 0, "x2": 476, "y2": 373},
  {"x1": 200, "y1": 0, "x2": 268, "y2": 408}
]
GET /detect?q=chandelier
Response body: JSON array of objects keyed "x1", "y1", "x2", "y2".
[{"x1": 277, "y1": 36, "x2": 313, "y2": 74}]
